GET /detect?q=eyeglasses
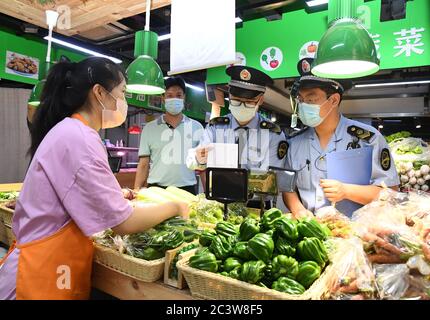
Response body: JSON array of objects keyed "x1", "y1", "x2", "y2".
[{"x1": 230, "y1": 99, "x2": 258, "y2": 109}]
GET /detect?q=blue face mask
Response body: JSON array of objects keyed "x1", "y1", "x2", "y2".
[
  {"x1": 165, "y1": 98, "x2": 184, "y2": 115},
  {"x1": 298, "y1": 99, "x2": 334, "y2": 127}
]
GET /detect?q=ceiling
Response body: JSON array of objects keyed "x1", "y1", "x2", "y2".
[{"x1": 1, "y1": 0, "x2": 429, "y2": 134}]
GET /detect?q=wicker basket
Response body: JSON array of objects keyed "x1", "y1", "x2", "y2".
[
  {"x1": 0, "y1": 205, "x2": 14, "y2": 226},
  {"x1": 177, "y1": 254, "x2": 329, "y2": 300},
  {"x1": 3, "y1": 223, "x2": 15, "y2": 247},
  {"x1": 93, "y1": 243, "x2": 165, "y2": 282},
  {"x1": 0, "y1": 221, "x2": 8, "y2": 245}
]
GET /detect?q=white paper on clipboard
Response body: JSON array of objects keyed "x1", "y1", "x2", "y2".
[
  {"x1": 326, "y1": 146, "x2": 373, "y2": 216},
  {"x1": 207, "y1": 143, "x2": 238, "y2": 168}
]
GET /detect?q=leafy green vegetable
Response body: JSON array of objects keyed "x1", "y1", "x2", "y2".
[
  {"x1": 0, "y1": 191, "x2": 19, "y2": 201},
  {"x1": 385, "y1": 131, "x2": 411, "y2": 144}
]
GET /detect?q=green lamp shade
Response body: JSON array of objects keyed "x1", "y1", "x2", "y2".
[
  {"x1": 28, "y1": 79, "x2": 46, "y2": 106},
  {"x1": 126, "y1": 55, "x2": 165, "y2": 95},
  {"x1": 312, "y1": 19, "x2": 380, "y2": 79}
]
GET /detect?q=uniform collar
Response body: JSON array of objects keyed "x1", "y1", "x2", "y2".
[{"x1": 230, "y1": 113, "x2": 260, "y2": 130}]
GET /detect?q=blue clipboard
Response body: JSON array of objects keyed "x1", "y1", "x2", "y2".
[{"x1": 326, "y1": 146, "x2": 373, "y2": 217}]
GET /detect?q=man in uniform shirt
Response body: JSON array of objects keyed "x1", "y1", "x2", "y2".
[
  {"x1": 135, "y1": 76, "x2": 204, "y2": 194},
  {"x1": 284, "y1": 63, "x2": 399, "y2": 218},
  {"x1": 187, "y1": 65, "x2": 289, "y2": 208}
]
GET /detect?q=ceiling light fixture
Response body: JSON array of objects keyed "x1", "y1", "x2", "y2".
[
  {"x1": 312, "y1": 0, "x2": 379, "y2": 79},
  {"x1": 355, "y1": 80, "x2": 430, "y2": 88},
  {"x1": 306, "y1": 0, "x2": 329, "y2": 7},
  {"x1": 43, "y1": 36, "x2": 122, "y2": 63}
]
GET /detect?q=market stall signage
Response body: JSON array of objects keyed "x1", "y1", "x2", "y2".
[{"x1": 207, "y1": 0, "x2": 430, "y2": 84}]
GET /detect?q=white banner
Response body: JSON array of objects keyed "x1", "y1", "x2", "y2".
[{"x1": 169, "y1": 0, "x2": 236, "y2": 75}]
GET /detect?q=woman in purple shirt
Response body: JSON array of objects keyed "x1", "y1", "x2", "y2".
[{"x1": 0, "y1": 57, "x2": 189, "y2": 300}]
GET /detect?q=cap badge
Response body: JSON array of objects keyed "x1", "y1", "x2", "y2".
[{"x1": 240, "y1": 69, "x2": 251, "y2": 81}]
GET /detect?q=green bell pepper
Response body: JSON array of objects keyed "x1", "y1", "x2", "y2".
[
  {"x1": 296, "y1": 261, "x2": 321, "y2": 288},
  {"x1": 209, "y1": 235, "x2": 233, "y2": 260},
  {"x1": 232, "y1": 241, "x2": 253, "y2": 260},
  {"x1": 274, "y1": 216, "x2": 298, "y2": 241},
  {"x1": 219, "y1": 271, "x2": 229, "y2": 277},
  {"x1": 240, "y1": 260, "x2": 266, "y2": 284},
  {"x1": 260, "y1": 208, "x2": 283, "y2": 231},
  {"x1": 247, "y1": 233, "x2": 274, "y2": 264},
  {"x1": 297, "y1": 237, "x2": 328, "y2": 266},
  {"x1": 223, "y1": 257, "x2": 242, "y2": 273},
  {"x1": 271, "y1": 255, "x2": 299, "y2": 279},
  {"x1": 140, "y1": 247, "x2": 165, "y2": 260},
  {"x1": 189, "y1": 251, "x2": 219, "y2": 273},
  {"x1": 275, "y1": 237, "x2": 296, "y2": 257},
  {"x1": 272, "y1": 277, "x2": 305, "y2": 295},
  {"x1": 215, "y1": 221, "x2": 238, "y2": 238},
  {"x1": 239, "y1": 218, "x2": 260, "y2": 241},
  {"x1": 228, "y1": 266, "x2": 241, "y2": 280},
  {"x1": 297, "y1": 217, "x2": 328, "y2": 241},
  {"x1": 199, "y1": 230, "x2": 217, "y2": 247}
]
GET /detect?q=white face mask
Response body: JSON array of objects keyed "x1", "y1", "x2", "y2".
[
  {"x1": 97, "y1": 91, "x2": 128, "y2": 129},
  {"x1": 165, "y1": 98, "x2": 184, "y2": 115},
  {"x1": 229, "y1": 103, "x2": 257, "y2": 123}
]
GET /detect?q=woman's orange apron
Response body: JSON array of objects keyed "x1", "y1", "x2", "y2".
[{"x1": 0, "y1": 113, "x2": 95, "y2": 300}]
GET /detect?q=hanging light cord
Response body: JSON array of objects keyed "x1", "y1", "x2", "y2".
[{"x1": 145, "y1": 0, "x2": 151, "y2": 31}]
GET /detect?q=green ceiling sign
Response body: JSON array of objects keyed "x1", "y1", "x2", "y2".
[{"x1": 207, "y1": 0, "x2": 430, "y2": 84}]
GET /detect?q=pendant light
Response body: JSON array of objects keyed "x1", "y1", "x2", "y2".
[
  {"x1": 312, "y1": 0, "x2": 379, "y2": 79},
  {"x1": 28, "y1": 10, "x2": 59, "y2": 106},
  {"x1": 126, "y1": 0, "x2": 165, "y2": 95}
]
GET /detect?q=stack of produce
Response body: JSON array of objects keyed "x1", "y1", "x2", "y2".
[
  {"x1": 135, "y1": 186, "x2": 251, "y2": 226},
  {"x1": 0, "y1": 191, "x2": 19, "y2": 202},
  {"x1": 346, "y1": 189, "x2": 430, "y2": 299},
  {"x1": 386, "y1": 132, "x2": 430, "y2": 192},
  {"x1": 324, "y1": 237, "x2": 378, "y2": 300},
  {"x1": 94, "y1": 217, "x2": 199, "y2": 261},
  {"x1": 189, "y1": 208, "x2": 331, "y2": 295}
]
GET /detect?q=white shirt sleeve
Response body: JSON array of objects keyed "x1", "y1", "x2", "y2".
[{"x1": 186, "y1": 124, "x2": 214, "y2": 170}]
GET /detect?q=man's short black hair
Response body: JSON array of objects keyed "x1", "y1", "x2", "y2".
[{"x1": 165, "y1": 76, "x2": 186, "y2": 94}]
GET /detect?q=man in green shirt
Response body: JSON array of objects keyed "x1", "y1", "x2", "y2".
[{"x1": 134, "y1": 77, "x2": 204, "y2": 194}]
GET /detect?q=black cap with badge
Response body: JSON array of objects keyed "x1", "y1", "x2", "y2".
[
  {"x1": 226, "y1": 65, "x2": 273, "y2": 99},
  {"x1": 291, "y1": 58, "x2": 353, "y2": 98}
]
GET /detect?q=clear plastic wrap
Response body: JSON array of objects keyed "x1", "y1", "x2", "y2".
[
  {"x1": 373, "y1": 263, "x2": 430, "y2": 300},
  {"x1": 315, "y1": 206, "x2": 353, "y2": 238},
  {"x1": 323, "y1": 237, "x2": 377, "y2": 300},
  {"x1": 351, "y1": 190, "x2": 424, "y2": 264},
  {"x1": 374, "y1": 264, "x2": 410, "y2": 299}
]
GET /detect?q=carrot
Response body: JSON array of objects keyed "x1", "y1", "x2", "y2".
[
  {"x1": 367, "y1": 253, "x2": 403, "y2": 264},
  {"x1": 422, "y1": 243, "x2": 430, "y2": 262},
  {"x1": 338, "y1": 280, "x2": 359, "y2": 293},
  {"x1": 362, "y1": 232, "x2": 404, "y2": 255}
]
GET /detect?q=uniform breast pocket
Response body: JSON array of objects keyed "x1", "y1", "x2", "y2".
[{"x1": 292, "y1": 159, "x2": 311, "y2": 191}]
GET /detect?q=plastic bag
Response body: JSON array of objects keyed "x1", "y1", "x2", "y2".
[
  {"x1": 315, "y1": 206, "x2": 353, "y2": 238},
  {"x1": 389, "y1": 137, "x2": 430, "y2": 164},
  {"x1": 351, "y1": 190, "x2": 424, "y2": 264},
  {"x1": 324, "y1": 237, "x2": 377, "y2": 300},
  {"x1": 374, "y1": 264, "x2": 410, "y2": 300}
]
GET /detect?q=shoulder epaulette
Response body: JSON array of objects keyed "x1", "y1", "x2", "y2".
[
  {"x1": 209, "y1": 116, "x2": 230, "y2": 126},
  {"x1": 260, "y1": 120, "x2": 281, "y2": 134},
  {"x1": 347, "y1": 125, "x2": 375, "y2": 143},
  {"x1": 287, "y1": 127, "x2": 309, "y2": 139}
]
